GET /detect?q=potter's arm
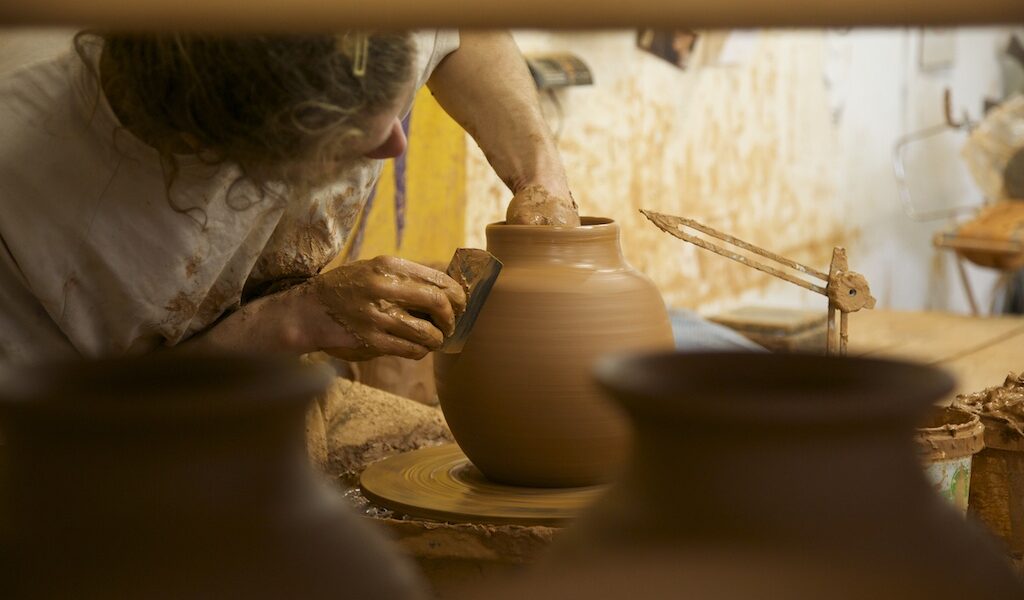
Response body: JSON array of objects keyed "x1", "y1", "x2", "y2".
[{"x1": 427, "y1": 31, "x2": 579, "y2": 226}]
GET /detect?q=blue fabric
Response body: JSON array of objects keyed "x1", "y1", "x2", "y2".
[{"x1": 669, "y1": 309, "x2": 766, "y2": 352}]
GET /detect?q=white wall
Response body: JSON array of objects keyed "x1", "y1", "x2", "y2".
[
  {"x1": 0, "y1": 28, "x2": 73, "y2": 76},
  {"x1": 831, "y1": 28, "x2": 1006, "y2": 316},
  {"x1": 465, "y1": 28, "x2": 1018, "y2": 317}
]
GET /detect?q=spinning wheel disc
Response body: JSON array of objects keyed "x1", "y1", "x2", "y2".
[{"x1": 360, "y1": 444, "x2": 607, "y2": 526}]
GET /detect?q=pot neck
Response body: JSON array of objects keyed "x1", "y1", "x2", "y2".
[
  {"x1": 3, "y1": 409, "x2": 317, "y2": 539},
  {"x1": 615, "y1": 422, "x2": 939, "y2": 549},
  {"x1": 485, "y1": 219, "x2": 625, "y2": 268}
]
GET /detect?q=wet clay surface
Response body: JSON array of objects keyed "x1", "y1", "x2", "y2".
[
  {"x1": 505, "y1": 184, "x2": 581, "y2": 227},
  {"x1": 956, "y1": 372, "x2": 1024, "y2": 440},
  {"x1": 435, "y1": 218, "x2": 675, "y2": 487},
  {"x1": 915, "y1": 406, "x2": 985, "y2": 462}
]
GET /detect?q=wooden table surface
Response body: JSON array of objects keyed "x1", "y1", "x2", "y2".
[{"x1": 847, "y1": 309, "x2": 1024, "y2": 403}]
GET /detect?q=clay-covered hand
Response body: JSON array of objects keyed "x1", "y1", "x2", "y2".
[
  {"x1": 506, "y1": 184, "x2": 581, "y2": 227},
  {"x1": 189, "y1": 257, "x2": 466, "y2": 359},
  {"x1": 310, "y1": 256, "x2": 468, "y2": 361}
]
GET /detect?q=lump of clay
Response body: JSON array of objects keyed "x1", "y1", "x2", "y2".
[
  {"x1": 955, "y1": 371, "x2": 1024, "y2": 435},
  {"x1": 506, "y1": 185, "x2": 581, "y2": 227}
]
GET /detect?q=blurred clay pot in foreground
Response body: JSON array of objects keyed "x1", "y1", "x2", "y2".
[
  {"x1": 515, "y1": 352, "x2": 1021, "y2": 598},
  {"x1": 435, "y1": 218, "x2": 674, "y2": 487},
  {"x1": 0, "y1": 353, "x2": 424, "y2": 599}
]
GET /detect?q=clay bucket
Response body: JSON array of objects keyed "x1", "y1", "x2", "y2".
[
  {"x1": 967, "y1": 415, "x2": 1024, "y2": 574},
  {"x1": 435, "y1": 217, "x2": 674, "y2": 488},
  {"x1": 914, "y1": 406, "x2": 985, "y2": 513}
]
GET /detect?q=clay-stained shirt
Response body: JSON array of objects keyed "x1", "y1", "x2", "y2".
[{"x1": 0, "y1": 31, "x2": 459, "y2": 363}]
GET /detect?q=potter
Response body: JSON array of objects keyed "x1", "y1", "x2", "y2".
[
  {"x1": 0, "y1": 31, "x2": 576, "y2": 365},
  {"x1": 0, "y1": 32, "x2": 583, "y2": 594}
]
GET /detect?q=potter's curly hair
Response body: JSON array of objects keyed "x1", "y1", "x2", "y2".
[{"x1": 76, "y1": 31, "x2": 414, "y2": 191}]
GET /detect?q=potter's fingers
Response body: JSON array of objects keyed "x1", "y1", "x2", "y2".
[
  {"x1": 446, "y1": 277, "x2": 468, "y2": 319},
  {"x1": 426, "y1": 273, "x2": 466, "y2": 322},
  {"x1": 387, "y1": 285, "x2": 458, "y2": 337},
  {"x1": 365, "y1": 332, "x2": 431, "y2": 360},
  {"x1": 394, "y1": 261, "x2": 467, "y2": 317},
  {"x1": 382, "y1": 306, "x2": 444, "y2": 350}
]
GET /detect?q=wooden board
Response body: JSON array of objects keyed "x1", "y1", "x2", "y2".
[
  {"x1": 848, "y1": 310, "x2": 1024, "y2": 403},
  {"x1": 3, "y1": 0, "x2": 1022, "y2": 30},
  {"x1": 710, "y1": 306, "x2": 827, "y2": 335}
]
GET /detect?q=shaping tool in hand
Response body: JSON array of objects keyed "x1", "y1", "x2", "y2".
[{"x1": 441, "y1": 248, "x2": 502, "y2": 354}]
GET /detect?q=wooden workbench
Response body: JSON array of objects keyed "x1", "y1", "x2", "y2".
[{"x1": 846, "y1": 310, "x2": 1024, "y2": 403}]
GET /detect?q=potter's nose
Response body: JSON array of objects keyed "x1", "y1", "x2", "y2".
[{"x1": 364, "y1": 119, "x2": 407, "y2": 160}]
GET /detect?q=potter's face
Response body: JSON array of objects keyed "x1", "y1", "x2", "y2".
[
  {"x1": 335, "y1": 72, "x2": 416, "y2": 163},
  {"x1": 275, "y1": 72, "x2": 416, "y2": 187},
  {"x1": 354, "y1": 78, "x2": 416, "y2": 160}
]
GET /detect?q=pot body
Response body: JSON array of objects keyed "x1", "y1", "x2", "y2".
[
  {"x1": 0, "y1": 353, "x2": 424, "y2": 599},
  {"x1": 543, "y1": 352, "x2": 1024, "y2": 598},
  {"x1": 435, "y1": 218, "x2": 674, "y2": 487}
]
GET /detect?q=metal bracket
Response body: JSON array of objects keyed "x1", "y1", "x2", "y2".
[{"x1": 642, "y1": 210, "x2": 876, "y2": 355}]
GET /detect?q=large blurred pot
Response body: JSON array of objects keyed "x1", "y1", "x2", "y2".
[
  {"x1": 520, "y1": 353, "x2": 1023, "y2": 599},
  {"x1": 435, "y1": 218, "x2": 674, "y2": 487},
  {"x1": 0, "y1": 353, "x2": 424, "y2": 599}
]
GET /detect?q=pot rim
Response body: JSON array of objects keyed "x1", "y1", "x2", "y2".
[
  {"x1": 917, "y1": 406, "x2": 981, "y2": 432},
  {"x1": 0, "y1": 352, "x2": 332, "y2": 425},
  {"x1": 487, "y1": 216, "x2": 615, "y2": 231},
  {"x1": 594, "y1": 351, "x2": 955, "y2": 428}
]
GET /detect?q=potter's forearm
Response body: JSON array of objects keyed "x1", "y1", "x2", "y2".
[
  {"x1": 428, "y1": 31, "x2": 569, "y2": 197},
  {"x1": 186, "y1": 287, "x2": 315, "y2": 355}
]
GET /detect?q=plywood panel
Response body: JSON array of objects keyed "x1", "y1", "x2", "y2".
[{"x1": 466, "y1": 32, "x2": 851, "y2": 311}]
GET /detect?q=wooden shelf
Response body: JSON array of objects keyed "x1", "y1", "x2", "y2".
[{"x1": 2, "y1": 0, "x2": 1022, "y2": 30}]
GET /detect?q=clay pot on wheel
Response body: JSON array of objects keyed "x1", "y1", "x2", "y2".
[
  {"x1": 522, "y1": 352, "x2": 1022, "y2": 598},
  {"x1": 435, "y1": 218, "x2": 674, "y2": 488},
  {"x1": 0, "y1": 353, "x2": 425, "y2": 599}
]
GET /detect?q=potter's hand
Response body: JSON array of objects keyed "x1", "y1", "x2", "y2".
[
  {"x1": 311, "y1": 256, "x2": 467, "y2": 360},
  {"x1": 429, "y1": 33, "x2": 576, "y2": 228},
  {"x1": 506, "y1": 184, "x2": 581, "y2": 227},
  {"x1": 190, "y1": 257, "x2": 466, "y2": 360}
]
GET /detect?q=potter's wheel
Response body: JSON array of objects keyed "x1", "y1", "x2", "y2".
[{"x1": 360, "y1": 444, "x2": 606, "y2": 526}]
